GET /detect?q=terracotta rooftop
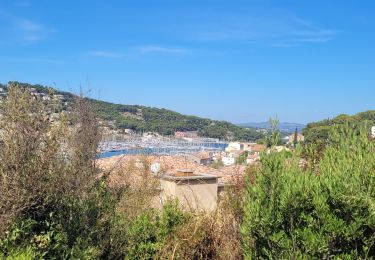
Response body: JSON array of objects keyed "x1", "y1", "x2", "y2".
[
  {"x1": 191, "y1": 151, "x2": 212, "y2": 160},
  {"x1": 252, "y1": 144, "x2": 266, "y2": 152},
  {"x1": 97, "y1": 155, "x2": 246, "y2": 186}
]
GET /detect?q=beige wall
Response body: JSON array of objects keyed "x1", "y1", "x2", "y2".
[
  {"x1": 159, "y1": 178, "x2": 218, "y2": 211},
  {"x1": 160, "y1": 178, "x2": 176, "y2": 198}
]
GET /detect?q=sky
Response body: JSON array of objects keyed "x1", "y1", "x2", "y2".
[{"x1": 0, "y1": 0, "x2": 374, "y2": 124}]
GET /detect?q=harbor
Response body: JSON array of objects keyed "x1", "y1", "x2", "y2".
[{"x1": 99, "y1": 135, "x2": 228, "y2": 158}]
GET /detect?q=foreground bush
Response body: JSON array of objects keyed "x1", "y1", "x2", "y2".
[
  {"x1": 0, "y1": 84, "x2": 104, "y2": 258},
  {"x1": 241, "y1": 124, "x2": 375, "y2": 258},
  {"x1": 0, "y1": 86, "x2": 202, "y2": 259}
]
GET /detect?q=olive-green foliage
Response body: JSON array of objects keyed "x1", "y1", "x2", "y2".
[
  {"x1": 0, "y1": 84, "x2": 105, "y2": 259},
  {"x1": 0, "y1": 84, "x2": 192, "y2": 259},
  {"x1": 90, "y1": 98, "x2": 263, "y2": 141},
  {"x1": 0, "y1": 246, "x2": 40, "y2": 260},
  {"x1": 236, "y1": 151, "x2": 249, "y2": 165},
  {"x1": 0, "y1": 180, "x2": 139, "y2": 259},
  {"x1": 241, "y1": 124, "x2": 375, "y2": 258},
  {"x1": 4, "y1": 81, "x2": 263, "y2": 141},
  {"x1": 266, "y1": 117, "x2": 281, "y2": 148},
  {"x1": 0, "y1": 193, "x2": 187, "y2": 259},
  {"x1": 211, "y1": 159, "x2": 224, "y2": 169},
  {"x1": 125, "y1": 200, "x2": 187, "y2": 259},
  {"x1": 303, "y1": 110, "x2": 375, "y2": 145},
  {"x1": 302, "y1": 112, "x2": 375, "y2": 163}
]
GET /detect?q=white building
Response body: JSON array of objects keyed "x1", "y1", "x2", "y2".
[
  {"x1": 151, "y1": 163, "x2": 161, "y2": 174},
  {"x1": 246, "y1": 154, "x2": 259, "y2": 165},
  {"x1": 221, "y1": 151, "x2": 241, "y2": 166},
  {"x1": 222, "y1": 156, "x2": 236, "y2": 166},
  {"x1": 53, "y1": 94, "x2": 64, "y2": 100},
  {"x1": 225, "y1": 142, "x2": 241, "y2": 152},
  {"x1": 371, "y1": 126, "x2": 375, "y2": 138}
]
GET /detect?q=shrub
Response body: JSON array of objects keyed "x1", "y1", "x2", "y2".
[
  {"x1": 241, "y1": 124, "x2": 375, "y2": 258},
  {"x1": 126, "y1": 200, "x2": 187, "y2": 259},
  {"x1": 0, "y1": 84, "x2": 103, "y2": 258}
]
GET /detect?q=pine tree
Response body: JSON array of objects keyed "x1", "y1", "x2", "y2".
[{"x1": 293, "y1": 127, "x2": 298, "y2": 148}]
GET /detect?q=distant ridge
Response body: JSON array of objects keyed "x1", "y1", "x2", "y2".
[
  {"x1": 1, "y1": 81, "x2": 263, "y2": 141},
  {"x1": 238, "y1": 122, "x2": 305, "y2": 133}
]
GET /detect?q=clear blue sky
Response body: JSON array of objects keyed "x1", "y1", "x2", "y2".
[{"x1": 0, "y1": 0, "x2": 374, "y2": 124}]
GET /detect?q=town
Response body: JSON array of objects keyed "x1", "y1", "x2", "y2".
[
  {"x1": 1, "y1": 0, "x2": 375, "y2": 257},
  {"x1": 1, "y1": 83, "x2": 374, "y2": 214},
  {"x1": 0, "y1": 82, "x2": 308, "y2": 213},
  {"x1": 98, "y1": 129, "x2": 305, "y2": 212}
]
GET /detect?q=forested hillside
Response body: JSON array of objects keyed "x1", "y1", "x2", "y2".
[
  {"x1": 1, "y1": 82, "x2": 263, "y2": 141},
  {"x1": 89, "y1": 99, "x2": 262, "y2": 140},
  {"x1": 303, "y1": 110, "x2": 375, "y2": 144}
]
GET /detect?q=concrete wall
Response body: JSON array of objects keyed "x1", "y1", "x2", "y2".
[
  {"x1": 159, "y1": 181, "x2": 174, "y2": 201},
  {"x1": 159, "y1": 178, "x2": 218, "y2": 211}
]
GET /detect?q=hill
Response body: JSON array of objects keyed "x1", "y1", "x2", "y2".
[
  {"x1": 1, "y1": 81, "x2": 263, "y2": 141},
  {"x1": 88, "y1": 99, "x2": 263, "y2": 141},
  {"x1": 302, "y1": 110, "x2": 375, "y2": 144},
  {"x1": 238, "y1": 121, "x2": 305, "y2": 133}
]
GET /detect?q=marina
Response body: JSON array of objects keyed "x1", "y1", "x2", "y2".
[{"x1": 99, "y1": 135, "x2": 228, "y2": 158}]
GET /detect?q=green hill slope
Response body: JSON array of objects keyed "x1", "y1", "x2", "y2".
[
  {"x1": 2, "y1": 81, "x2": 263, "y2": 141},
  {"x1": 89, "y1": 99, "x2": 263, "y2": 140},
  {"x1": 302, "y1": 110, "x2": 375, "y2": 144}
]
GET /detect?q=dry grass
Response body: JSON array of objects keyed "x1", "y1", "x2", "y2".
[{"x1": 98, "y1": 154, "x2": 247, "y2": 259}]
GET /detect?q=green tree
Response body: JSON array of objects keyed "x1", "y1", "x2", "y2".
[
  {"x1": 265, "y1": 116, "x2": 280, "y2": 148},
  {"x1": 236, "y1": 151, "x2": 249, "y2": 165},
  {"x1": 293, "y1": 127, "x2": 298, "y2": 148},
  {"x1": 241, "y1": 123, "x2": 375, "y2": 258}
]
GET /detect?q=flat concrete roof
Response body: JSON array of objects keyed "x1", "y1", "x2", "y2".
[{"x1": 156, "y1": 172, "x2": 218, "y2": 182}]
